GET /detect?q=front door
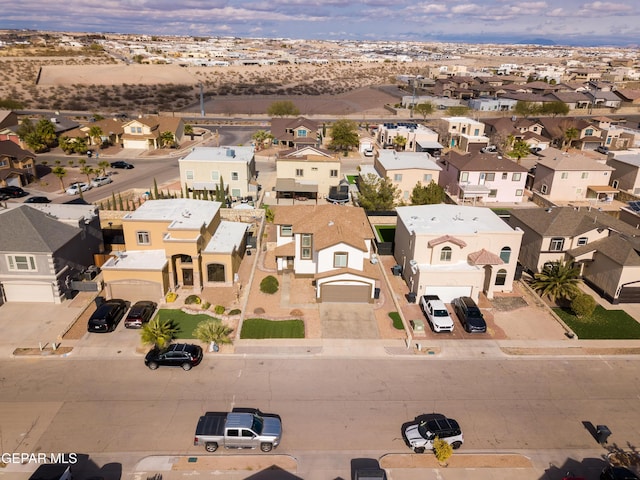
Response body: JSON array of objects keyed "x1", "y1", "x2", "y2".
[{"x1": 183, "y1": 269, "x2": 194, "y2": 286}]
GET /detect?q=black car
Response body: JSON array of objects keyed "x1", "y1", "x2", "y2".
[
  {"x1": 596, "y1": 145, "x2": 610, "y2": 155},
  {"x1": 452, "y1": 296, "x2": 487, "y2": 333},
  {"x1": 124, "y1": 300, "x2": 157, "y2": 328},
  {"x1": 144, "y1": 343, "x2": 203, "y2": 370},
  {"x1": 601, "y1": 466, "x2": 640, "y2": 480},
  {"x1": 110, "y1": 161, "x2": 134, "y2": 169},
  {"x1": 0, "y1": 186, "x2": 28, "y2": 198},
  {"x1": 25, "y1": 196, "x2": 51, "y2": 204},
  {"x1": 87, "y1": 299, "x2": 128, "y2": 333}
]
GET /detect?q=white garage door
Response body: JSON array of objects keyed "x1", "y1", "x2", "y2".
[
  {"x1": 123, "y1": 139, "x2": 148, "y2": 149},
  {"x1": 3, "y1": 282, "x2": 55, "y2": 302},
  {"x1": 425, "y1": 286, "x2": 472, "y2": 303}
]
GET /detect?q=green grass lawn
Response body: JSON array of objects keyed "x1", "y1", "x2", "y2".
[
  {"x1": 155, "y1": 309, "x2": 221, "y2": 339},
  {"x1": 240, "y1": 318, "x2": 305, "y2": 339},
  {"x1": 375, "y1": 225, "x2": 396, "y2": 243},
  {"x1": 346, "y1": 175, "x2": 358, "y2": 185},
  {"x1": 553, "y1": 306, "x2": 640, "y2": 339},
  {"x1": 388, "y1": 312, "x2": 404, "y2": 330}
]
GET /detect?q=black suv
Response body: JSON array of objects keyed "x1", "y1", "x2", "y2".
[
  {"x1": 124, "y1": 300, "x2": 157, "y2": 328},
  {"x1": 145, "y1": 343, "x2": 203, "y2": 371},
  {"x1": 452, "y1": 296, "x2": 487, "y2": 333},
  {"x1": 110, "y1": 161, "x2": 134, "y2": 169},
  {"x1": 0, "y1": 186, "x2": 28, "y2": 198},
  {"x1": 87, "y1": 299, "x2": 128, "y2": 333}
]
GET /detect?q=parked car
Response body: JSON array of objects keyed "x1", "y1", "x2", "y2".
[
  {"x1": 530, "y1": 146, "x2": 543, "y2": 154},
  {"x1": 600, "y1": 466, "x2": 640, "y2": 480},
  {"x1": 145, "y1": 343, "x2": 203, "y2": 370},
  {"x1": 480, "y1": 145, "x2": 498, "y2": 153},
  {"x1": 87, "y1": 299, "x2": 128, "y2": 333},
  {"x1": 90, "y1": 175, "x2": 113, "y2": 188},
  {"x1": 404, "y1": 416, "x2": 463, "y2": 453},
  {"x1": 110, "y1": 161, "x2": 134, "y2": 169},
  {"x1": 124, "y1": 301, "x2": 157, "y2": 328},
  {"x1": 0, "y1": 186, "x2": 28, "y2": 198},
  {"x1": 65, "y1": 182, "x2": 91, "y2": 195},
  {"x1": 25, "y1": 196, "x2": 51, "y2": 204},
  {"x1": 596, "y1": 145, "x2": 610, "y2": 155},
  {"x1": 452, "y1": 296, "x2": 487, "y2": 333},
  {"x1": 419, "y1": 295, "x2": 454, "y2": 333}
]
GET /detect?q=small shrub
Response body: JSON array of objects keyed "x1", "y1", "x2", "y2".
[
  {"x1": 571, "y1": 293, "x2": 597, "y2": 318},
  {"x1": 254, "y1": 307, "x2": 265, "y2": 315},
  {"x1": 433, "y1": 437, "x2": 453, "y2": 464},
  {"x1": 214, "y1": 305, "x2": 225, "y2": 315},
  {"x1": 165, "y1": 292, "x2": 177, "y2": 303},
  {"x1": 229, "y1": 309, "x2": 241, "y2": 315},
  {"x1": 202, "y1": 302, "x2": 211, "y2": 310},
  {"x1": 260, "y1": 275, "x2": 279, "y2": 294},
  {"x1": 290, "y1": 309, "x2": 303, "y2": 317},
  {"x1": 185, "y1": 294, "x2": 201, "y2": 305}
]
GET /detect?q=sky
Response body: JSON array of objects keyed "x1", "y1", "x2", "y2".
[{"x1": 2, "y1": 0, "x2": 640, "y2": 47}]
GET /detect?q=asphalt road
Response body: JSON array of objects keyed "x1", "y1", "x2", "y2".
[{"x1": 1, "y1": 355, "x2": 638, "y2": 479}]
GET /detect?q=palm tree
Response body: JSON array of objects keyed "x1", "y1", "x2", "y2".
[
  {"x1": 80, "y1": 165, "x2": 94, "y2": 183},
  {"x1": 393, "y1": 135, "x2": 407, "y2": 151},
  {"x1": 193, "y1": 319, "x2": 234, "y2": 352},
  {"x1": 184, "y1": 124, "x2": 194, "y2": 140},
  {"x1": 508, "y1": 139, "x2": 531, "y2": 165},
  {"x1": 98, "y1": 160, "x2": 110, "y2": 175},
  {"x1": 140, "y1": 317, "x2": 179, "y2": 349},
  {"x1": 159, "y1": 131, "x2": 175, "y2": 148},
  {"x1": 251, "y1": 130, "x2": 274, "y2": 151},
  {"x1": 51, "y1": 166, "x2": 67, "y2": 192},
  {"x1": 563, "y1": 127, "x2": 579, "y2": 151},
  {"x1": 88, "y1": 126, "x2": 103, "y2": 147},
  {"x1": 530, "y1": 260, "x2": 581, "y2": 303}
]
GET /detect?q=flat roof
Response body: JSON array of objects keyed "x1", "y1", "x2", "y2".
[
  {"x1": 101, "y1": 249, "x2": 167, "y2": 271},
  {"x1": 123, "y1": 199, "x2": 221, "y2": 230},
  {"x1": 204, "y1": 220, "x2": 249, "y2": 253},
  {"x1": 377, "y1": 151, "x2": 442, "y2": 171},
  {"x1": 396, "y1": 204, "x2": 517, "y2": 235}
]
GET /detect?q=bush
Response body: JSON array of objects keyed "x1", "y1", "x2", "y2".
[
  {"x1": 571, "y1": 293, "x2": 597, "y2": 318},
  {"x1": 433, "y1": 437, "x2": 453, "y2": 464},
  {"x1": 229, "y1": 309, "x2": 241, "y2": 315},
  {"x1": 214, "y1": 305, "x2": 225, "y2": 315},
  {"x1": 165, "y1": 292, "x2": 177, "y2": 303},
  {"x1": 185, "y1": 294, "x2": 201, "y2": 305},
  {"x1": 260, "y1": 275, "x2": 279, "y2": 294},
  {"x1": 202, "y1": 302, "x2": 211, "y2": 310}
]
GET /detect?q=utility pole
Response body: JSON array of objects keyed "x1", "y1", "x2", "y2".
[{"x1": 200, "y1": 83, "x2": 205, "y2": 117}]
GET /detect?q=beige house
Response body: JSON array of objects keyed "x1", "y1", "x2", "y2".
[
  {"x1": 0, "y1": 140, "x2": 36, "y2": 187},
  {"x1": 440, "y1": 116, "x2": 488, "y2": 151},
  {"x1": 121, "y1": 116, "x2": 184, "y2": 150},
  {"x1": 275, "y1": 146, "x2": 341, "y2": 201},
  {"x1": 606, "y1": 150, "x2": 640, "y2": 194},
  {"x1": 375, "y1": 123, "x2": 442, "y2": 155},
  {"x1": 179, "y1": 146, "x2": 257, "y2": 200},
  {"x1": 374, "y1": 150, "x2": 442, "y2": 202},
  {"x1": 394, "y1": 204, "x2": 523, "y2": 302},
  {"x1": 101, "y1": 199, "x2": 249, "y2": 301}
]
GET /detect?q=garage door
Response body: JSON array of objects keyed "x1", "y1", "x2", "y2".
[
  {"x1": 123, "y1": 139, "x2": 148, "y2": 149},
  {"x1": 617, "y1": 285, "x2": 640, "y2": 303},
  {"x1": 320, "y1": 284, "x2": 371, "y2": 303},
  {"x1": 3, "y1": 282, "x2": 55, "y2": 302},
  {"x1": 425, "y1": 286, "x2": 472, "y2": 303},
  {"x1": 108, "y1": 282, "x2": 161, "y2": 302}
]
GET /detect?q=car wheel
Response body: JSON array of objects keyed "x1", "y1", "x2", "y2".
[
  {"x1": 260, "y1": 442, "x2": 273, "y2": 452},
  {"x1": 452, "y1": 441, "x2": 462, "y2": 449},
  {"x1": 414, "y1": 447, "x2": 425, "y2": 454},
  {"x1": 205, "y1": 442, "x2": 218, "y2": 452},
  {"x1": 182, "y1": 362, "x2": 192, "y2": 371},
  {"x1": 147, "y1": 362, "x2": 159, "y2": 370}
]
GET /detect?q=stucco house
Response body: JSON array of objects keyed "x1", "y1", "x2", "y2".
[
  {"x1": 121, "y1": 116, "x2": 184, "y2": 150},
  {"x1": 438, "y1": 151, "x2": 528, "y2": 204},
  {"x1": 275, "y1": 146, "x2": 341, "y2": 202},
  {"x1": 375, "y1": 122, "x2": 443, "y2": 156},
  {"x1": 62, "y1": 118, "x2": 126, "y2": 149},
  {"x1": 394, "y1": 204, "x2": 523, "y2": 302},
  {"x1": 273, "y1": 205, "x2": 378, "y2": 303},
  {"x1": 606, "y1": 150, "x2": 640, "y2": 194},
  {"x1": 0, "y1": 140, "x2": 37, "y2": 187},
  {"x1": 270, "y1": 117, "x2": 321, "y2": 149},
  {"x1": 439, "y1": 116, "x2": 490, "y2": 152},
  {"x1": 179, "y1": 146, "x2": 257, "y2": 201},
  {"x1": 101, "y1": 199, "x2": 249, "y2": 301},
  {"x1": 0, "y1": 204, "x2": 103, "y2": 303},
  {"x1": 374, "y1": 150, "x2": 442, "y2": 202},
  {"x1": 508, "y1": 207, "x2": 640, "y2": 304}
]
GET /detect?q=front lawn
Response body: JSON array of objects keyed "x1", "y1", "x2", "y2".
[
  {"x1": 553, "y1": 306, "x2": 640, "y2": 339},
  {"x1": 154, "y1": 309, "x2": 221, "y2": 339},
  {"x1": 240, "y1": 318, "x2": 305, "y2": 339}
]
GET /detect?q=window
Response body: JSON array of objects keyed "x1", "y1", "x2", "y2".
[
  {"x1": 502, "y1": 173, "x2": 508, "y2": 180},
  {"x1": 296, "y1": 129, "x2": 307, "y2": 137},
  {"x1": 577, "y1": 237, "x2": 588, "y2": 246},
  {"x1": 495, "y1": 269, "x2": 507, "y2": 286},
  {"x1": 440, "y1": 246, "x2": 452, "y2": 262},
  {"x1": 512, "y1": 173, "x2": 521, "y2": 181},
  {"x1": 585, "y1": 128, "x2": 594, "y2": 136},
  {"x1": 211, "y1": 171, "x2": 219, "y2": 181},
  {"x1": 334, "y1": 252, "x2": 348, "y2": 268},
  {"x1": 0, "y1": 160, "x2": 6, "y2": 167},
  {"x1": 137, "y1": 231, "x2": 150, "y2": 245},
  {"x1": 581, "y1": 172, "x2": 589, "y2": 179},
  {"x1": 394, "y1": 174, "x2": 403, "y2": 181},
  {"x1": 500, "y1": 246, "x2": 511, "y2": 263},
  {"x1": 227, "y1": 429, "x2": 239, "y2": 437},
  {"x1": 403, "y1": 190, "x2": 410, "y2": 199},
  {"x1": 311, "y1": 167, "x2": 318, "y2": 171},
  {"x1": 612, "y1": 180, "x2": 619, "y2": 189},
  {"x1": 489, "y1": 189, "x2": 497, "y2": 197},
  {"x1": 516, "y1": 189, "x2": 523, "y2": 196},
  {"x1": 460, "y1": 172, "x2": 469, "y2": 182},
  {"x1": 231, "y1": 171, "x2": 239, "y2": 181},
  {"x1": 7, "y1": 254, "x2": 36, "y2": 271},
  {"x1": 231, "y1": 188, "x2": 241, "y2": 197},
  {"x1": 295, "y1": 169, "x2": 304, "y2": 177},
  {"x1": 301, "y1": 234, "x2": 312, "y2": 259},
  {"x1": 330, "y1": 169, "x2": 338, "y2": 177},
  {"x1": 242, "y1": 430, "x2": 254, "y2": 437},
  {"x1": 541, "y1": 184, "x2": 548, "y2": 194},
  {"x1": 423, "y1": 174, "x2": 433, "y2": 182},
  {"x1": 485, "y1": 173, "x2": 495, "y2": 181},
  {"x1": 550, "y1": 237, "x2": 565, "y2": 251},
  {"x1": 561, "y1": 172, "x2": 569, "y2": 179},
  {"x1": 473, "y1": 128, "x2": 480, "y2": 136},
  {"x1": 186, "y1": 170, "x2": 194, "y2": 180},
  {"x1": 281, "y1": 225, "x2": 293, "y2": 237}
]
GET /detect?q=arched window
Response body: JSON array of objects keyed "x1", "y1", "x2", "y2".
[
  {"x1": 495, "y1": 269, "x2": 507, "y2": 286},
  {"x1": 440, "y1": 246, "x2": 452, "y2": 262},
  {"x1": 500, "y1": 246, "x2": 511, "y2": 263}
]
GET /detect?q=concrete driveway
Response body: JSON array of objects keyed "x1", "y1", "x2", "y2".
[{"x1": 319, "y1": 303, "x2": 379, "y2": 339}]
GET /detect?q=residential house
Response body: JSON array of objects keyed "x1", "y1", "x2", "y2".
[
  {"x1": 606, "y1": 150, "x2": 640, "y2": 194},
  {"x1": 394, "y1": 204, "x2": 523, "y2": 302},
  {"x1": 275, "y1": 146, "x2": 341, "y2": 202},
  {"x1": 375, "y1": 122, "x2": 442, "y2": 156},
  {"x1": 613, "y1": 89, "x2": 640, "y2": 107},
  {"x1": 61, "y1": 118, "x2": 126, "y2": 148},
  {"x1": 532, "y1": 148, "x2": 615, "y2": 203},
  {"x1": 270, "y1": 117, "x2": 321, "y2": 149},
  {"x1": 508, "y1": 207, "x2": 640, "y2": 304},
  {"x1": 482, "y1": 117, "x2": 549, "y2": 150},
  {"x1": 374, "y1": 150, "x2": 442, "y2": 202},
  {"x1": 438, "y1": 151, "x2": 528, "y2": 204},
  {"x1": 179, "y1": 146, "x2": 257, "y2": 200},
  {"x1": 101, "y1": 199, "x2": 249, "y2": 301},
  {"x1": 584, "y1": 90, "x2": 622, "y2": 109},
  {"x1": 439, "y1": 117, "x2": 489, "y2": 152},
  {"x1": 0, "y1": 140, "x2": 37, "y2": 187},
  {"x1": 121, "y1": 116, "x2": 184, "y2": 150},
  {"x1": 0, "y1": 204, "x2": 103, "y2": 303},
  {"x1": 545, "y1": 91, "x2": 591, "y2": 110},
  {"x1": 467, "y1": 97, "x2": 517, "y2": 112},
  {"x1": 0, "y1": 111, "x2": 20, "y2": 144},
  {"x1": 273, "y1": 205, "x2": 378, "y2": 303}
]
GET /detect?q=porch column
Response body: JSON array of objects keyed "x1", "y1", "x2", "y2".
[{"x1": 168, "y1": 256, "x2": 176, "y2": 290}]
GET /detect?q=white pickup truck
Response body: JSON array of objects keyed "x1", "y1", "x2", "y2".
[{"x1": 419, "y1": 295, "x2": 454, "y2": 333}]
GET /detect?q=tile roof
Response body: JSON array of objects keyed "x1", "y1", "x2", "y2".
[
  {"x1": 0, "y1": 140, "x2": 35, "y2": 161},
  {"x1": 468, "y1": 248, "x2": 504, "y2": 265},
  {"x1": 536, "y1": 148, "x2": 613, "y2": 171},
  {"x1": 568, "y1": 234, "x2": 640, "y2": 267}
]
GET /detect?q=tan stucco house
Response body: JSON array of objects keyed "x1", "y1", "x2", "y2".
[
  {"x1": 275, "y1": 146, "x2": 341, "y2": 201},
  {"x1": 121, "y1": 116, "x2": 184, "y2": 150},
  {"x1": 374, "y1": 150, "x2": 442, "y2": 202}
]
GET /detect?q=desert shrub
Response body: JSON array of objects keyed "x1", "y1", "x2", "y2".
[
  {"x1": 185, "y1": 294, "x2": 201, "y2": 305},
  {"x1": 433, "y1": 437, "x2": 453, "y2": 464},
  {"x1": 229, "y1": 309, "x2": 241, "y2": 315},
  {"x1": 290, "y1": 309, "x2": 303, "y2": 317},
  {"x1": 214, "y1": 305, "x2": 225, "y2": 315},
  {"x1": 260, "y1": 275, "x2": 279, "y2": 294},
  {"x1": 254, "y1": 307, "x2": 265, "y2": 315},
  {"x1": 165, "y1": 292, "x2": 177, "y2": 303},
  {"x1": 571, "y1": 293, "x2": 597, "y2": 318},
  {"x1": 202, "y1": 302, "x2": 211, "y2": 310}
]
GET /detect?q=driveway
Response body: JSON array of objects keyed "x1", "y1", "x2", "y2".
[{"x1": 319, "y1": 303, "x2": 379, "y2": 339}]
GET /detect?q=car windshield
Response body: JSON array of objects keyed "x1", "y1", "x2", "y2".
[
  {"x1": 417, "y1": 422, "x2": 434, "y2": 440},
  {"x1": 434, "y1": 309, "x2": 449, "y2": 317},
  {"x1": 251, "y1": 415, "x2": 264, "y2": 434}
]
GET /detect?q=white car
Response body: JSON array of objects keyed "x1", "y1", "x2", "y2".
[
  {"x1": 91, "y1": 176, "x2": 113, "y2": 187},
  {"x1": 66, "y1": 182, "x2": 91, "y2": 195}
]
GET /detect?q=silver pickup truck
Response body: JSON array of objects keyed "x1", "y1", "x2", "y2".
[{"x1": 194, "y1": 409, "x2": 282, "y2": 452}]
